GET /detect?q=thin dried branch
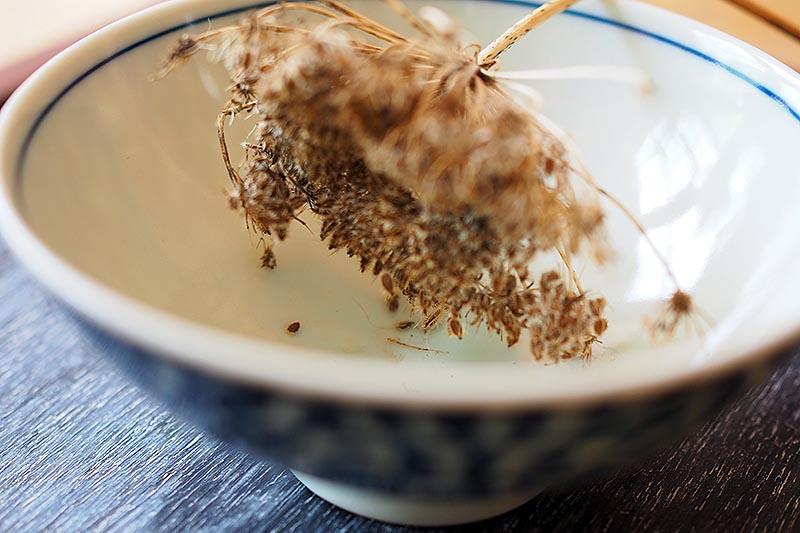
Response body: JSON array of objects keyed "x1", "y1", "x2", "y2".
[{"x1": 479, "y1": 0, "x2": 581, "y2": 67}]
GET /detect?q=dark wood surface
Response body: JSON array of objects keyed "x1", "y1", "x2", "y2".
[{"x1": 0, "y1": 236, "x2": 799, "y2": 532}]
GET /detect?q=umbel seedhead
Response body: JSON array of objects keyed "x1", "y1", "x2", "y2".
[{"x1": 162, "y1": 0, "x2": 700, "y2": 361}]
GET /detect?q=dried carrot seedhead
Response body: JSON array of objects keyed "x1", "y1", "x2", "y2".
[{"x1": 163, "y1": 0, "x2": 702, "y2": 361}]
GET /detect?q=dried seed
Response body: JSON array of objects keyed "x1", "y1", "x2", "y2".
[
  {"x1": 448, "y1": 317, "x2": 463, "y2": 339},
  {"x1": 593, "y1": 318, "x2": 608, "y2": 335},
  {"x1": 387, "y1": 295, "x2": 400, "y2": 313},
  {"x1": 380, "y1": 273, "x2": 394, "y2": 294}
]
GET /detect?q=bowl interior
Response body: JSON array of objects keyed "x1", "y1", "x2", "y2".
[{"x1": 6, "y1": 0, "x2": 800, "y2": 402}]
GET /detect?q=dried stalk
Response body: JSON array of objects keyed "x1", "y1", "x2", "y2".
[
  {"x1": 479, "y1": 0, "x2": 581, "y2": 66},
  {"x1": 385, "y1": 0, "x2": 434, "y2": 36}
]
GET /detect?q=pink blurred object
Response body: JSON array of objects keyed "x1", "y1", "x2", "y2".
[
  {"x1": 1, "y1": 41, "x2": 73, "y2": 98},
  {"x1": 0, "y1": 0, "x2": 161, "y2": 97}
]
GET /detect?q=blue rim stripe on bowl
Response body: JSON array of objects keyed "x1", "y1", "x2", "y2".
[{"x1": 14, "y1": 0, "x2": 800, "y2": 188}]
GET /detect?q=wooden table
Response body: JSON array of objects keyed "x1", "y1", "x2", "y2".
[
  {"x1": 646, "y1": 0, "x2": 800, "y2": 70},
  {"x1": 0, "y1": 238, "x2": 797, "y2": 531},
  {"x1": 1, "y1": 1, "x2": 799, "y2": 531}
]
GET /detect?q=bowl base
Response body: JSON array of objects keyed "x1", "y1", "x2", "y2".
[{"x1": 292, "y1": 470, "x2": 540, "y2": 526}]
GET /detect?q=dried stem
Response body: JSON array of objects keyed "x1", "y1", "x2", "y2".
[
  {"x1": 578, "y1": 172, "x2": 680, "y2": 289},
  {"x1": 217, "y1": 112, "x2": 241, "y2": 187},
  {"x1": 384, "y1": 0, "x2": 434, "y2": 36},
  {"x1": 212, "y1": 2, "x2": 407, "y2": 45},
  {"x1": 487, "y1": 65, "x2": 652, "y2": 94},
  {"x1": 318, "y1": 0, "x2": 408, "y2": 42},
  {"x1": 557, "y1": 245, "x2": 584, "y2": 294},
  {"x1": 387, "y1": 337, "x2": 447, "y2": 354},
  {"x1": 479, "y1": 0, "x2": 582, "y2": 67}
]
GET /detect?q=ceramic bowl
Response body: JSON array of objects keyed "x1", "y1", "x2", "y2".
[{"x1": 2, "y1": 0, "x2": 800, "y2": 526}]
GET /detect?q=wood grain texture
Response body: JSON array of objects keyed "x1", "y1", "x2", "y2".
[
  {"x1": 0, "y1": 244, "x2": 798, "y2": 532},
  {"x1": 726, "y1": 0, "x2": 800, "y2": 39},
  {"x1": 644, "y1": 0, "x2": 800, "y2": 70}
]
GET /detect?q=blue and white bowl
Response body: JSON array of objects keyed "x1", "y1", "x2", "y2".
[{"x1": 2, "y1": 0, "x2": 800, "y2": 526}]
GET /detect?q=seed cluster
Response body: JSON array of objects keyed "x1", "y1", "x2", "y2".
[{"x1": 163, "y1": 0, "x2": 696, "y2": 361}]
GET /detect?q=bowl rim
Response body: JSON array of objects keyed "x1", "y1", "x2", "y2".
[{"x1": 2, "y1": 0, "x2": 800, "y2": 411}]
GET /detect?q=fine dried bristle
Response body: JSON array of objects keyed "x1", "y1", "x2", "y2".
[{"x1": 162, "y1": 0, "x2": 700, "y2": 361}]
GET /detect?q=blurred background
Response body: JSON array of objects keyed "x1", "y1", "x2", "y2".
[{"x1": 1, "y1": 0, "x2": 798, "y2": 100}]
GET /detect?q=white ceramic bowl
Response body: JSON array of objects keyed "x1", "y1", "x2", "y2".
[{"x1": 2, "y1": 0, "x2": 800, "y2": 526}]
